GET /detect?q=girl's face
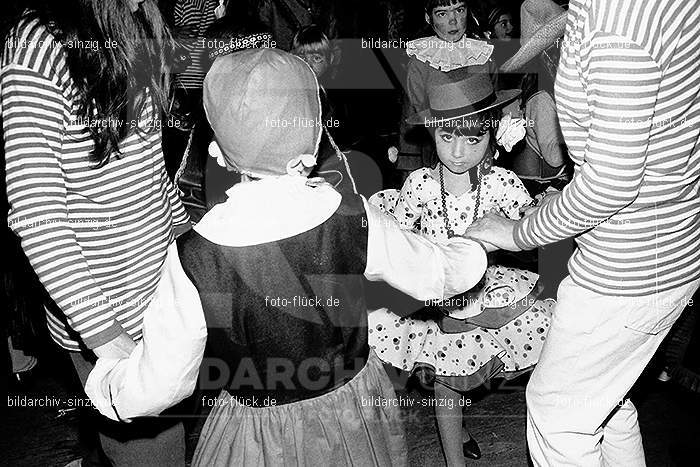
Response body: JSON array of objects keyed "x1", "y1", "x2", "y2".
[
  {"x1": 297, "y1": 52, "x2": 329, "y2": 78},
  {"x1": 435, "y1": 127, "x2": 490, "y2": 174},
  {"x1": 426, "y1": 2, "x2": 468, "y2": 42},
  {"x1": 492, "y1": 14, "x2": 514, "y2": 40}
]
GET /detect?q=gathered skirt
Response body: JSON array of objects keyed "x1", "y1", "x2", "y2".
[
  {"x1": 192, "y1": 350, "x2": 407, "y2": 467},
  {"x1": 368, "y1": 299, "x2": 554, "y2": 392}
]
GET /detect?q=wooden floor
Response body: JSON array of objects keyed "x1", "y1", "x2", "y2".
[{"x1": 3, "y1": 351, "x2": 700, "y2": 467}]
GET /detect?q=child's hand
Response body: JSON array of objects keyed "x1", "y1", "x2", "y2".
[
  {"x1": 486, "y1": 206, "x2": 509, "y2": 218},
  {"x1": 387, "y1": 146, "x2": 399, "y2": 163},
  {"x1": 534, "y1": 188, "x2": 561, "y2": 207},
  {"x1": 496, "y1": 114, "x2": 526, "y2": 152},
  {"x1": 519, "y1": 205, "x2": 538, "y2": 219},
  {"x1": 521, "y1": 189, "x2": 561, "y2": 218},
  {"x1": 465, "y1": 212, "x2": 522, "y2": 252}
]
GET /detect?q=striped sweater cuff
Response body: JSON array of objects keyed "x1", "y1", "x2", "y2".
[
  {"x1": 81, "y1": 321, "x2": 127, "y2": 350},
  {"x1": 514, "y1": 218, "x2": 536, "y2": 251}
]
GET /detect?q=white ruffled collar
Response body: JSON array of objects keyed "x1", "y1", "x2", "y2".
[
  {"x1": 406, "y1": 35, "x2": 494, "y2": 72},
  {"x1": 194, "y1": 175, "x2": 342, "y2": 247}
]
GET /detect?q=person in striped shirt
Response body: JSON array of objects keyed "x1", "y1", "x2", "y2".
[
  {"x1": 161, "y1": 0, "x2": 219, "y2": 179},
  {"x1": 2, "y1": 0, "x2": 189, "y2": 465},
  {"x1": 172, "y1": 0, "x2": 219, "y2": 90},
  {"x1": 467, "y1": 0, "x2": 700, "y2": 464}
]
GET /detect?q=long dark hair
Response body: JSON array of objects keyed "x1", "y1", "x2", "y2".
[{"x1": 5, "y1": 0, "x2": 173, "y2": 166}]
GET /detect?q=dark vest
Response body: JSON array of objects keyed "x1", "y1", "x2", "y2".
[{"x1": 178, "y1": 192, "x2": 369, "y2": 406}]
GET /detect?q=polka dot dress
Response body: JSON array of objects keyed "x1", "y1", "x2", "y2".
[
  {"x1": 367, "y1": 166, "x2": 554, "y2": 381},
  {"x1": 369, "y1": 301, "x2": 553, "y2": 378}
]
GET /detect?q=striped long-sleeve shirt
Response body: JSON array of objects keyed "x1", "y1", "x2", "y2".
[
  {"x1": 2, "y1": 17, "x2": 190, "y2": 350},
  {"x1": 173, "y1": 0, "x2": 218, "y2": 89},
  {"x1": 514, "y1": 0, "x2": 700, "y2": 296}
]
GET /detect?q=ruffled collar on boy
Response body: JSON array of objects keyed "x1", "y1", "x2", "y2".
[{"x1": 407, "y1": 35, "x2": 494, "y2": 72}]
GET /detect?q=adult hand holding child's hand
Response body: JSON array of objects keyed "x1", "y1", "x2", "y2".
[
  {"x1": 520, "y1": 189, "x2": 561, "y2": 218},
  {"x1": 465, "y1": 212, "x2": 522, "y2": 252}
]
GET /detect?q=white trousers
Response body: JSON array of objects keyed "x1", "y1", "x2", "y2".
[{"x1": 526, "y1": 276, "x2": 700, "y2": 466}]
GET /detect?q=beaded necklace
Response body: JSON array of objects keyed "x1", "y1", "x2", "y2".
[{"x1": 438, "y1": 163, "x2": 482, "y2": 239}]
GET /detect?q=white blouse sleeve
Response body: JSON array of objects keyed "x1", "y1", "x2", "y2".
[{"x1": 362, "y1": 198, "x2": 487, "y2": 302}]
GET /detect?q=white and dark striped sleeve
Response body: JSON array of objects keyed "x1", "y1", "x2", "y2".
[
  {"x1": 162, "y1": 167, "x2": 190, "y2": 227},
  {"x1": 173, "y1": 0, "x2": 204, "y2": 42},
  {"x1": 173, "y1": 0, "x2": 195, "y2": 28},
  {"x1": 515, "y1": 33, "x2": 662, "y2": 249},
  {"x1": 2, "y1": 65, "x2": 124, "y2": 349}
]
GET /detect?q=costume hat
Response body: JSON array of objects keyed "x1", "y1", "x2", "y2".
[
  {"x1": 500, "y1": 0, "x2": 567, "y2": 73},
  {"x1": 407, "y1": 72, "x2": 520, "y2": 126},
  {"x1": 203, "y1": 48, "x2": 322, "y2": 178}
]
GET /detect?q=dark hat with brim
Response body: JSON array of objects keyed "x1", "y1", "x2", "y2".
[{"x1": 407, "y1": 72, "x2": 521, "y2": 127}]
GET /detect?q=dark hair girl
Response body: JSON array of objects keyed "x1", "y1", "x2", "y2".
[
  {"x1": 2, "y1": 1, "x2": 189, "y2": 464},
  {"x1": 5, "y1": 0, "x2": 173, "y2": 166}
]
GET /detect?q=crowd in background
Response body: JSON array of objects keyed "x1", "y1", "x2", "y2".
[{"x1": 3, "y1": 1, "x2": 700, "y2": 466}]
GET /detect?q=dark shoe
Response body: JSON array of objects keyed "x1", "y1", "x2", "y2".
[
  {"x1": 463, "y1": 436, "x2": 482, "y2": 460},
  {"x1": 10, "y1": 357, "x2": 38, "y2": 391}
]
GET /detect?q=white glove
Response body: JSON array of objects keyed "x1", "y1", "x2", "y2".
[
  {"x1": 387, "y1": 146, "x2": 399, "y2": 164},
  {"x1": 496, "y1": 114, "x2": 526, "y2": 152},
  {"x1": 209, "y1": 141, "x2": 228, "y2": 169},
  {"x1": 215, "y1": 0, "x2": 227, "y2": 19}
]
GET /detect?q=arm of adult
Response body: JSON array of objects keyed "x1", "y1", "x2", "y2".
[
  {"x1": 3, "y1": 65, "x2": 129, "y2": 350},
  {"x1": 465, "y1": 212, "x2": 522, "y2": 252},
  {"x1": 528, "y1": 92, "x2": 567, "y2": 168},
  {"x1": 362, "y1": 198, "x2": 488, "y2": 301},
  {"x1": 514, "y1": 34, "x2": 661, "y2": 250}
]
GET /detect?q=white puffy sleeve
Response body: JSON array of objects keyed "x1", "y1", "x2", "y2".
[{"x1": 362, "y1": 198, "x2": 487, "y2": 302}]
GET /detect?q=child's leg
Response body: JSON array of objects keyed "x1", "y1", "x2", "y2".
[{"x1": 435, "y1": 383, "x2": 466, "y2": 467}]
